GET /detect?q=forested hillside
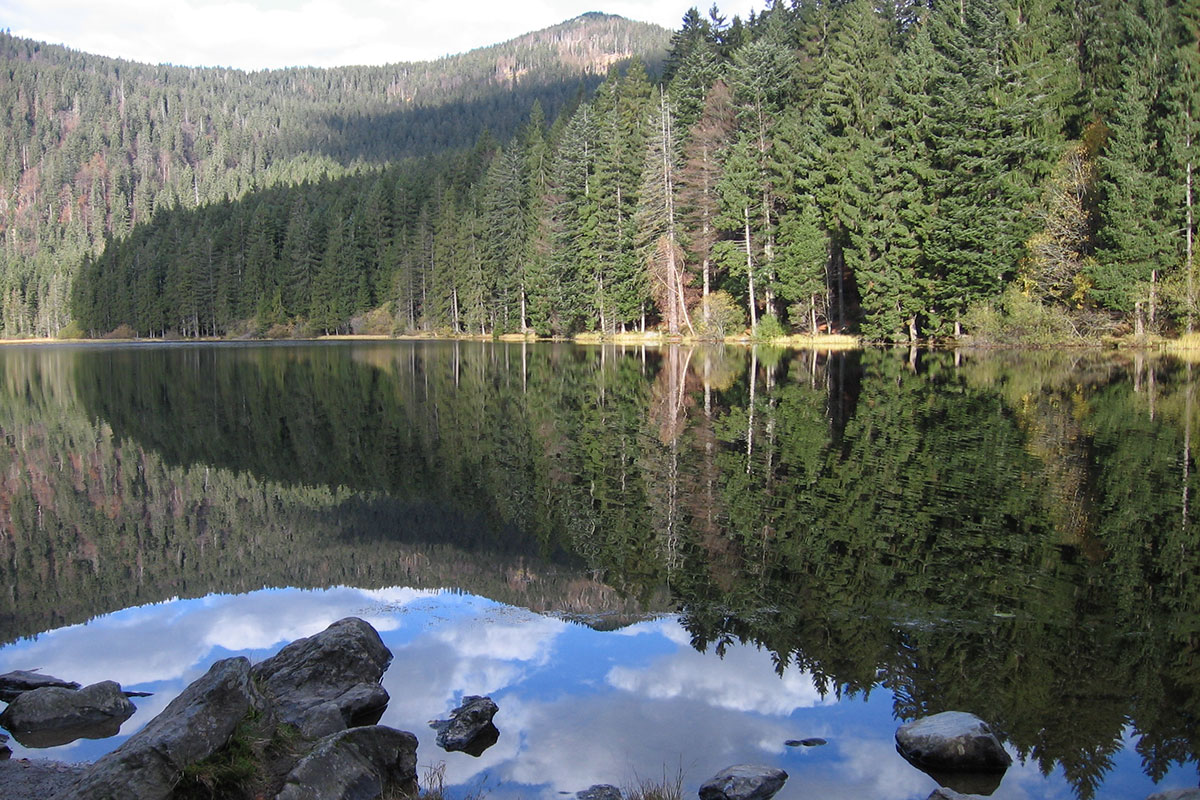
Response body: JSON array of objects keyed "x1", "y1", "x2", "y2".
[
  {"x1": 0, "y1": 13, "x2": 670, "y2": 337},
  {"x1": 14, "y1": 1, "x2": 1200, "y2": 342}
]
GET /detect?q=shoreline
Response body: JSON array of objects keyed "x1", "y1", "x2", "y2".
[{"x1": 4, "y1": 331, "x2": 1200, "y2": 351}]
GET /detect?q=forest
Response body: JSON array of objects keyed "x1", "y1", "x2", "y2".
[
  {"x1": 4, "y1": 0, "x2": 1199, "y2": 343},
  {"x1": 0, "y1": 13, "x2": 669, "y2": 337}
]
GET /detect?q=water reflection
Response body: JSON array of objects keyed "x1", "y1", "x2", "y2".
[
  {"x1": 1, "y1": 342, "x2": 1199, "y2": 799},
  {"x1": 0, "y1": 586, "x2": 1071, "y2": 800}
]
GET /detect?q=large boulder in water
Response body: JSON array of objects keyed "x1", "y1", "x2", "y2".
[
  {"x1": 0, "y1": 670, "x2": 81, "y2": 702},
  {"x1": 275, "y1": 725, "x2": 418, "y2": 800},
  {"x1": 53, "y1": 657, "x2": 256, "y2": 800},
  {"x1": 431, "y1": 695, "x2": 499, "y2": 755},
  {"x1": 0, "y1": 681, "x2": 135, "y2": 748},
  {"x1": 698, "y1": 765, "x2": 788, "y2": 800},
  {"x1": 252, "y1": 617, "x2": 392, "y2": 738},
  {"x1": 895, "y1": 711, "x2": 1012, "y2": 773}
]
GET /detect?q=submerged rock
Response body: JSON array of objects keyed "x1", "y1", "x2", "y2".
[
  {"x1": 698, "y1": 765, "x2": 788, "y2": 800},
  {"x1": 275, "y1": 725, "x2": 418, "y2": 800},
  {"x1": 53, "y1": 657, "x2": 256, "y2": 800},
  {"x1": 577, "y1": 784, "x2": 623, "y2": 800},
  {"x1": 431, "y1": 695, "x2": 499, "y2": 755},
  {"x1": 0, "y1": 670, "x2": 81, "y2": 702},
  {"x1": 928, "y1": 789, "x2": 972, "y2": 800},
  {"x1": 895, "y1": 711, "x2": 1012, "y2": 774},
  {"x1": 252, "y1": 617, "x2": 392, "y2": 736},
  {"x1": 0, "y1": 681, "x2": 135, "y2": 748}
]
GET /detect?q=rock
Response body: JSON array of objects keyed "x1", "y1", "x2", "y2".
[
  {"x1": 577, "y1": 784, "x2": 623, "y2": 800},
  {"x1": 1148, "y1": 791, "x2": 1200, "y2": 800},
  {"x1": 53, "y1": 657, "x2": 255, "y2": 800},
  {"x1": 895, "y1": 711, "x2": 1012, "y2": 774},
  {"x1": 0, "y1": 758, "x2": 87, "y2": 798},
  {"x1": 0, "y1": 670, "x2": 81, "y2": 702},
  {"x1": 0, "y1": 681, "x2": 135, "y2": 748},
  {"x1": 252, "y1": 617, "x2": 392, "y2": 736},
  {"x1": 698, "y1": 765, "x2": 788, "y2": 800},
  {"x1": 928, "y1": 789, "x2": 972, "y2": 800},
  {"x1": 784, "y1": 738, "x2": 826, "y2": 747},
  {"x1": 275, "y1": 725, "x2": 418, "y2": 800},
  {"x1": 431, "y1": 695, "x2": 499, "y2": 755}
]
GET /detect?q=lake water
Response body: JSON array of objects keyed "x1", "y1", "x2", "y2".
[{"x1": 0, "y1": 341, "x2": 1197, "y2": 800}]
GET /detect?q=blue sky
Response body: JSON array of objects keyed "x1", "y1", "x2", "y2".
[{"x1": 0, "y1": 0, "x2": 764, "y2": 70}]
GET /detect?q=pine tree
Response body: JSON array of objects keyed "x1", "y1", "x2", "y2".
[
  {"x1": 1090, "y1": 0, "x2": 1178, "y2": 327},
  {"x1": 678, "y1": 80, "x2": 736, "y2": 298},
  {"x1": 774, "y1": 195, "x2": 827, "y2": 334},
  {"x1": 635, "y1": 89, "x2": 694, "y2": 335},
  {"x1": 715, "y1": 132, "x2": 763, "y2": 332}
]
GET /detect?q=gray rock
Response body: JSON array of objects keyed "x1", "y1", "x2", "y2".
[
  {"x1": 0, "y1": 670, "x2": 81, "y2": 702},
  {"x1": 928, "y1": 789, "x2": 972, "y2": 800},
  {"x1": 1148, "y1": 791, "x2": 1200, "y2": 800},
  {"x1": 53, "y1": 657, "x2": 255, "y2": 800},
  {"x1": 577, "y1": 784, "x2": 622, "y2": 800},
  {"x1": 895, "y1": 711, "x2": 1012, "y2": 774},
  {"x1": 431, "y1": 695, "x2": 499, "y2": 754},
  {"x1": 275, "y1": 725, "x2": 418, "y2": 800},
  {"x1": 0, "y1": 681, "x2": 135, "y2": 747},
  {"x1": 0, "y1": 758, "x2": 87, "y2": 797},
  {"x1": 698, "y1": 765, "x2": 788, "y2": 800},
  {"x1": 252, "y1": 617, "x2": 392, "y2": 736}
]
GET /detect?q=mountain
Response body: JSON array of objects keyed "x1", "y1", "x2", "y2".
[{"x1": 0, "y1": 14, "x2": 671, "y2": 338}]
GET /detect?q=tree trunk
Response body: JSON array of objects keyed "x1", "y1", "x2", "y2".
[
  {"x1": 744, "y1": 206, "x2": 757, "y2": 333},
  {"x1": 1188, "y1": 145, "x2": 1195, "y2": 335}
]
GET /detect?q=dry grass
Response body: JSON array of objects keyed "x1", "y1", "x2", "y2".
[
  {"x1": 413, "y1": 761, "x2": 490, "y2": 800},
  {"x1": 625, "y1": 764, "x2": 684, "y2": 800},
  {"x1": 762, "y1": 333, "x2": 861, "y2": 349},
  {"x1": 1164, "y1": 333, "x2": 1200, "y2": 351}
]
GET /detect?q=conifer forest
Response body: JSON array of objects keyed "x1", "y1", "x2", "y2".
[{"x1": 2, "y1": 1, "x2": 1197, "y2": 343}]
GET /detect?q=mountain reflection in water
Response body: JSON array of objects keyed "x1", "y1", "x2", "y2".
[{"x1": 1, "y1": 341, "x2": 1198, "y2": 800}]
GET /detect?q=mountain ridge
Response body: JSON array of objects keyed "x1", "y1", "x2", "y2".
[{"x1": 0, "y1": 13, "x2": 671, "y2": 337}]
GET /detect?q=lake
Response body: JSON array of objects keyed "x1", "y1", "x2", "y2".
[{"x1": 0, "y1": 341, "x2": 1197, "y2": 800}]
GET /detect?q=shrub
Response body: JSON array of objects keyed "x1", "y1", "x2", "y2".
[
  {"x1": 56, "y1": 320, "x2": 85, "y2": 339},
  {"x1": 350, "y1": 305, "x2": 395, "y2": 335},
  {"x1": 960, "y1": 287, "x2": 1086, "y2": 346},
  {"x1": 753, "y1": 313, "x2": 786, "y2": 341},
  {"x1": 102, "y1": 323, "x2": 137, "y2": 340},
  {"x1": 693, "y1": 291, "x2": 745, "y2": 340}
]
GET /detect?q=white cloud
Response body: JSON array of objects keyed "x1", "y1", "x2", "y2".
[
  {"x1": 606, "y1": 618, "x2": 829, "y2": 716},
  {"x1": 0, "y1": 586, "x2": 427, "y2": 688},
  {"x1": 1, "y1": 0, "x2": 765, "y2": 70}
]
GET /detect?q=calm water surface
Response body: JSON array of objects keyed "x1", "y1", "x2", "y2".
[{"x1": 0, "y1": 341, "x2": 1197, "y2": 800}]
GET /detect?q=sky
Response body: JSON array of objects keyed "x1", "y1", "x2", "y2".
[{"x1": 0, "y1": 0, "x2": 764, "y2": 71}]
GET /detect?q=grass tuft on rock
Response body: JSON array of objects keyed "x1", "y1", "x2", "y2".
[{"x1": 174, "y1": 712, "x2": 305, "y2": 800}]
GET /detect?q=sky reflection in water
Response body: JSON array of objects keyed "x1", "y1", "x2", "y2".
[{"x1": 0, "y1": 586, "x2": 1188, "y2": 800}]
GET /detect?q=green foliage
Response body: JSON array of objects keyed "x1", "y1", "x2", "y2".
[
  {"x1": 16, "y1": 0, "x2": 1198, "y2": 341},
  {"x1": 752, "y1": 313, "x2": 785, "y2": 341}
]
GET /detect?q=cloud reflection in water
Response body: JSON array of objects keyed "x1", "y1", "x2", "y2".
[{"x1": 0, "y1": 586, "x2": 1175, "y2": 800}]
